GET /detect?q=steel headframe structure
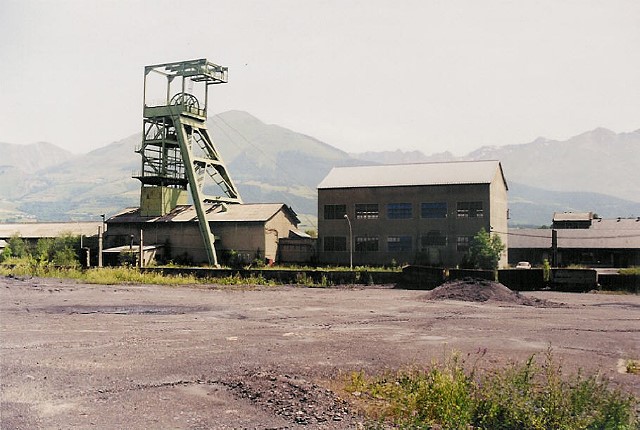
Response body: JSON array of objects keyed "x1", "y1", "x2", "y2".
[{"x1": 135, "y1": 59, "x2": 242, "y2": 266}]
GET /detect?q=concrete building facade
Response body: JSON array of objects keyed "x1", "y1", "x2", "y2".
[{"x1": 317, "y1": 160, "x2": 508, "y2": 267}]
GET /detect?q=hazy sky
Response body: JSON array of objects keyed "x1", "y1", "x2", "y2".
[{"x1": 1, "y1": 0, "x2": 638, "y2": 156}]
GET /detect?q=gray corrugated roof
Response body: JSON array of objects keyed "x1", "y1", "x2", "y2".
[
  {"x1": 109, "y1": 203, "x2": 299, "y2": 224},
  {"x1": 0, "y1": 222, "x2": 103, "y2": 239},
  {"x1": 317, "y1": 160, "x2": 506, "y2": 189},
  {"x1": 509, "y1": 226, "x2": 640, "y2": 249}
]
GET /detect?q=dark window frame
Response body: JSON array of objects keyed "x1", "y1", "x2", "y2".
[
  {"x1": 456, "y1": 201, "x2": 484, "y2": 218},
  {"x1": 355, "y1": 236, "x2": 379, "y2": 252},
  {"x1": 323, "y1": 236, "x2": 347, "y2": 252},
  {"x1": 456, "y1": 236, "x2": 471, "y2": 251},
  {"x1": 421, "y1": 231, "x2": 447, "y2": 249},
  {"x1": 387, "y1": 203, "x2": 413, "y2": 219},
  {"x1": 324, "y1": 204, "x2": 346, "y2": 220},
  {"x1": 355, "y1": 203, "x2": 379, "y2": 220},
  {"x1": 421, "y1": 202, "x2": 448, "y2": 219},
  {"x1": 387, "y1": 235, "x2": 413, "y2": 252}
]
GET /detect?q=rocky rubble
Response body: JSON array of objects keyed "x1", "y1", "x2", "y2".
[{"x1": 223, "y1": 371, "x2": 360, "y2": 428}]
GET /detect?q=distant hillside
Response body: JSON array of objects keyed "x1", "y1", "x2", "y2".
[
  {"x1": 508, "y1": 182, "x2": 640, "y2": 226},
  {"x1": 0, "y1": 112, "x2": 362, "y2": 224},
  {"x1": 467, "y1": 128, "x2": 640, "y2": 203},
  {"x1": 210, "y1": 110, "x2": 365, "y2": 218},
  {"x1": 352, "y1": 128, "x2": 640, "y2": 204},
  {"x1": 1, "y1": 114, "x2": 637, "y2": 227},
  {"x1": 0, "y1": 141, "x2": 75, "y2": 171}
]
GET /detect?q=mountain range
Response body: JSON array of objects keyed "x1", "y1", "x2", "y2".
[{"x1": 1, "y1": 110, "x2": 638, "y2": 227}]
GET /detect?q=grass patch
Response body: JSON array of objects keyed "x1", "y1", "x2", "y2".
[
  {"x1": 344, "y1": 349, "x2": 638, "y2": 429},
  {"x1": 0, "y1": 262, "x2": 280, "y2": 287},
  {"x1": 619, "y1": 267, "x2": 640, "y2": 275}
]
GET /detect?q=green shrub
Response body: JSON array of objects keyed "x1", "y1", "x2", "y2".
[{"x1": 464, "y1": 228, "x2": 505, "y2": 270}]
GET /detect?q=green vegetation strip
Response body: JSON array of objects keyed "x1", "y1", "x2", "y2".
[
  {"x1": 0, "y1": 263, "x2": 279, "y2": 286},
  {"x1": 344, "y1": 350, "x2": 638, "y2": 429}
]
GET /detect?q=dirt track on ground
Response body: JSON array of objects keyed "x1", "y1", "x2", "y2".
[{"x1": 1, "y1": 276, "x2": 639, "y2": 429}]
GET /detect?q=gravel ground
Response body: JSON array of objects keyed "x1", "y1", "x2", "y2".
[{"x1": 1, "y1": 275, "x2": 639, "y2": 429}]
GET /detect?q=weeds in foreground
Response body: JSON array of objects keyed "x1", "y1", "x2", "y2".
[
  {"x1": 345, "y1": 349, "x2": 638, "y2": 429},
  {"x1": 0, "y1": 264, "x2": 279, "y2": 287},
  {"x1": 619, "y1": 267, "x2": 640, "y2": 275}
]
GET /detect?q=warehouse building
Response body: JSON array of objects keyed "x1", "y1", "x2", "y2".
[
  {"x1": 105, "y1": 203, "x2": 311, "y2": 266},
  {"x1": 317, "y1": 160, "x2": 508, "y2": 267},
  {"x1": 509, "y1": 213, "x2": 640, "y2": 267}
]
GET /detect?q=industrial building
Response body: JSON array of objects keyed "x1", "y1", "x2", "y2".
[
  {"x1": 509, "y1": 212, "x2": 640, "y2": 268},
  {"x1": 101, "y1": 58, "x2": 311, "y2": 267},
  {"x1": 317, "y1": 160, "x2": 509, "y2": 267},
  {"x1": 104, "y1": 203, "x2": 310, "y2": 265}
]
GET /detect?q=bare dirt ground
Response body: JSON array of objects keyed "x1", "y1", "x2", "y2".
[{"x1": 1, "y1": 275, "x2": 639, "y2": 429}]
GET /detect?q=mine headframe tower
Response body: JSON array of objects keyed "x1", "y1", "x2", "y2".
[{"x1": 135, "y1": 59, "x2": 242, "y2": 266}]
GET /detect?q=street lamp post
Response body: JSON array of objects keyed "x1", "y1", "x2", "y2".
[
  {"x1": 98, "y1": 214, "x2": 106, "y2": 268},
  {"x1": 343, "y1": 213, "x2": 353, "y2": 270}
]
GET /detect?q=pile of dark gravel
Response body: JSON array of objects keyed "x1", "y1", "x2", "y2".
[{"x1": 423, "y1": 278, "x2": 562, "y2": 307}]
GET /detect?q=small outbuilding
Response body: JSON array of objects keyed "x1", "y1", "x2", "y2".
[{"x1": 105, "y1": 203, "x2": 310, "y2": 265}]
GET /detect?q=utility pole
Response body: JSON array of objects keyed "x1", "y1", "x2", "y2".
[
  {"x1": 551, "y1": 229, "x2": 558, "y2": 267},
  {"x1": 98, "y1": 226, "x2": 103, "y2": 268},
  {"x1": 344, "y1": 214, "x2": 353, "y2": 270}
]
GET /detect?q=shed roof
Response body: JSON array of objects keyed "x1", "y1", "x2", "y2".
[
  {"x1": 553, "y1": 212, "x2": 593, "y2": 222},
  {"x1": 0, "y1": 222, "x2": 102, "y2": 239},
  {"x1": 108, "y1": 203, "x2": 300, "y2": 225},
  {"x1": 317, "y1": 160, "x2": 507, "y2": 190},
  {"x1": 509, "y1": 223, "x2": 640, "y2": 249}
]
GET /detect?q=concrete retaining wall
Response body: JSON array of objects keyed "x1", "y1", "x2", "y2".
[
  {"x1": 551, "y1": 268, "x2": 598, "y2": 292},
  {"x1": 498, "y1": 269, "x2": 545, "y2": 291}
]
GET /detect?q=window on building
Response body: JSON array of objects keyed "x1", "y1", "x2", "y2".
[
  {"x1": 323, "y1": 236, "x2": 347, "y2": 252},
  {"x1": 355, "y1": 236, "x2": 379, "y2": 252},
  {"x1": 456, "y1": 201, "x2": 483, "y2": 218},
  {"x1": 456, "y1": 236, "x2": 471, "y2": 251},
  {"x1": 421, "y1": 231, "x2": 447, "y2": 249},
  {"x1": 324, "y1": 204, "x2": 346, "y2": 220},
  {"x1": 387, "y1": 235, "x2": 412, "y2": 252},
  {"x1": 421, "y1": 202, "x2": 447, "y2": 218},
  {"x1": 355, "y1": 204, "x2": 379, "y2": 220},
  {"x1": 387, "y1": 203, "x2": 413, "y2": 219}
]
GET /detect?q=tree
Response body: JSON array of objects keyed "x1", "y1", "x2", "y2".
[
  {"x1": 34, "y1": 234, "x2": 80, "y2": 267},
  {"x1": 466, "y1": 228, "x2": 505, "y2": 270},
  {"x1": 2, "y1": 233, "x2": 30, "y2": 260}
]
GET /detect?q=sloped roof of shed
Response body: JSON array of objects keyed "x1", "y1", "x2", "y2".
[
  {"x1": 509, "y1": 224, "x2": 640, "y2": 249},
  {"x1": 553, "y1": 212, "x2": 593, "y2": 222},
  {"x1": 108, "y1": 203, "x2": 299, "y2": 224},
  {"x1": 317, "y1": 160, "x2": 507, "y2": 190},
  {"x1": 0, "y1": 222, "x2": 102, "y2": 239}
]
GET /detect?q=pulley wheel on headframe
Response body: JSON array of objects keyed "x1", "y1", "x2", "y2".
[{"x1": 169, "y1": 93, "x2": 200, "y2": 110}]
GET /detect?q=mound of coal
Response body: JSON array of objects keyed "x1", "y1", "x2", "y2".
[{"x1": 423, "y1": 278, "x2": 557, "y2": 307}]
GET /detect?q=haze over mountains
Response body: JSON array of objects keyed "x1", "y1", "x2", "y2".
[{"x1": 1, "y1": 110, "x2": 638, "y2": 227}]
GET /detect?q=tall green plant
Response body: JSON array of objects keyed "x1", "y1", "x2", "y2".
[
  {"x1": 466, "y1": 228, "x2": 505, "y2": 270},
  {"x1": 2, "y1": 233, "x2": 30, "y2": 260},
  {"x1": 42, "y1": 233, "x2": 80, "y2": 267}
]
